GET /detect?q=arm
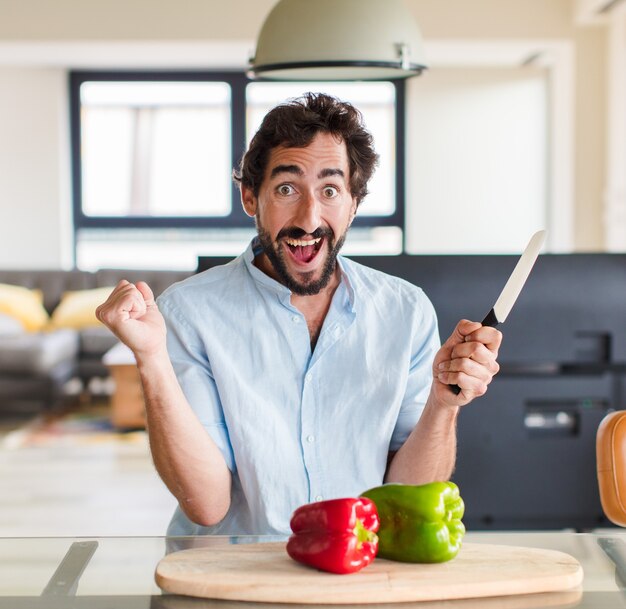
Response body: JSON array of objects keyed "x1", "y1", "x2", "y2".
[
  {"x1": 386, "y1": 319, "x2": 501, "y2": 484},
  {"x1": 96, "y1": 280, "x2": 231, "y2": 526}
]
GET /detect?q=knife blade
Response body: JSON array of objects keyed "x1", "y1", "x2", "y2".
[{"x1": 450, "y1": 229, "x2": 547, "y2": 395}]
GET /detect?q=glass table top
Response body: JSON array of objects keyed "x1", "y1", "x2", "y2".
[{"x1": 2, "y1": 531, "x2": 626, "y2": 608}]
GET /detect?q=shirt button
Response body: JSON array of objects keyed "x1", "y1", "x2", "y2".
[
  {"x1": 315, "y1": 495, "x2": 323, "y2": 502},
  {"x1": 305, "y1": 373, "x2": 312, "y2": 383},
  {"x1": 291, "y1": 315, "x2": 300, "y2": 323},
  {"x1": 306, "y1": 435, "x2": 315, "y2": 443}
]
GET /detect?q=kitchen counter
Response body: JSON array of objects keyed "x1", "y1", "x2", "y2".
[{"x1": 2, "y1": 531, "x2": 626, "y2": 607}]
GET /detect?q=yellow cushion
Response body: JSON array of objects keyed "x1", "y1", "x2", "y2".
[
  {"x1": 0, "y1": 283, "x2": 49, "y2": 332},
  {"x1": 50, "y1": 287, "x2": 115, "y2": 330}
]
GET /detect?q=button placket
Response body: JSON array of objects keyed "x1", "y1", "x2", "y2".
[{"x1": 301, "y1": 368, "x2": 323, "y2": 504}]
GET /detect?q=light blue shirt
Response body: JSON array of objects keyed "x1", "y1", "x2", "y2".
[{"x1": 158, "y1": 239, "x2": 440, "y2": 536}]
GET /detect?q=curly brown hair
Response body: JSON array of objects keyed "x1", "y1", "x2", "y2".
[{"x1": 233, "y1": 92, "x2": 379, "y2": 206}]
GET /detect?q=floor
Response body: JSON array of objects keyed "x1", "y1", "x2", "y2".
[{"x1": 0, "y1": 401, "x2": 177, "y2": 538}]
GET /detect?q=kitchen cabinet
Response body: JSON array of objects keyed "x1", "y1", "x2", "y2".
[
  {"x1": 349, "y1": 252, "x2": 626, "y2": 531},
  {"x1": 454, "y1": 370, "x2": 618, "y2": 529}
]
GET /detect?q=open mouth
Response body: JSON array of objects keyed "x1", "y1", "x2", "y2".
[{"x1": 284, "y1": 236, "x2": 324, "y2": 264}]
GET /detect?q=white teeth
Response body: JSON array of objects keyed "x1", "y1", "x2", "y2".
[{"x1": 285, "y1": 237, "x2": 322, "y2": 247}]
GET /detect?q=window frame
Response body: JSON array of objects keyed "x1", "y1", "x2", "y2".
[{"x1": 69, "y1": 70, "x2": 406, "y2": 232}]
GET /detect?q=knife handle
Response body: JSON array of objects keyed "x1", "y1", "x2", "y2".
[
  {"x1": 480, "y1": 308, "x2": 499, "y2": 329},
  {"x1": 449, "y1": 309, "x2": 500, "y2": 395}
]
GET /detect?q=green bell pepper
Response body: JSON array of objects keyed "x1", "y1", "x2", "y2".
[{"x1": 361, "y1": 481, "x2": 465, "y2": 563}]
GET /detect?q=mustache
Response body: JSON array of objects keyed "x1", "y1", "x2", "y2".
[{"x1": 277, "y1": 226, "x2": 333, "y2": 241}]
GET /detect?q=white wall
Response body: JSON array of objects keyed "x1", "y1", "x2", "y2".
[
  {"x1": 406, "y1": 67, "x2": 547, "y2": 253},
  {"x1": 0, "y1": 68, "x2": 72, "y2": 268}
]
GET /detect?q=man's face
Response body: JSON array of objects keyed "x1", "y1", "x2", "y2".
[{"x1": 242, "y1": 132, "x2": 357, "y2": 296}]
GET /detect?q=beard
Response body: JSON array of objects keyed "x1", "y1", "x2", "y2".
[{"x1": 256, "y1": 222, "x2": 349, "y2": 296}]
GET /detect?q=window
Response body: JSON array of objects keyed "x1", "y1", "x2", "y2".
[
  {"x1": 70, "y1": 72, "x2": 405, "y2": 269},
  {"x1": 80, "y1": 81, "x2": 232, "y2": 218}
]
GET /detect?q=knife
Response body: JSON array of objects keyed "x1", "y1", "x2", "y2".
[{"x1": 450, "y1": 229, "x2": 547, "y2": 395}]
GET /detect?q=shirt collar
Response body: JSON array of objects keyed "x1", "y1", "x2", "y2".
[
  {"x1": 335, "y1": 255, "x2": 357, "y2": 314},
  {"x1": 243, "y1": 238, "x2": 292, "y2": 300}
]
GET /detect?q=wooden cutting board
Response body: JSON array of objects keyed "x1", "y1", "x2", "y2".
[{"x1": 155, "y1": 541, "x2": 583, "y2": 604}]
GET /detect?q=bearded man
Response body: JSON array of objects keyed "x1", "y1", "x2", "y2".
[{"x1": 96, "y1": 92, "x2": 501, "y2": 536}]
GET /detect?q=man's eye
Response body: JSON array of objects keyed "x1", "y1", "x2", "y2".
[
  {"x1": 278, "y1": 184, "x2": 294, "y2": 196},
  {"x1": 323, "y1": 186, "x2": 339, "y2": 198}
]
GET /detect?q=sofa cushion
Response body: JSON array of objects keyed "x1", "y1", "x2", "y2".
[
  {"x1": 0, "y1": 283, "x2": 49, "y2": 332},
  {"x1": 79, "y1": 326, "x2": 118, "y2": 355},
  {"x1": 49, "y1": 286, "x2": 115, "y2": 330},
  {"x1": 0, "y1": 270, "x2": 96, "y2": 313},
  {"x1": 0, "y1": 313, "x2": 24, "y2": 336},
  {"x1": 0, "y1": 329, "x2": 79, "y2": 374}
]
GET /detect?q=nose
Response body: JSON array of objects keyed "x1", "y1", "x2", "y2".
[{"x1": 293, "y1": 190, "x2": 322, "y2": 234}]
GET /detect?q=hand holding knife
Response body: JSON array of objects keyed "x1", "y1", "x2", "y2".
[{"x1": 449, "y1": 230, "x2": 547, "y2": 395}]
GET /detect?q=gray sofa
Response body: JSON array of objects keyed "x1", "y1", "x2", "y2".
[{"x1": 0, "y1": 268, "x2": 190, "y2": 417}]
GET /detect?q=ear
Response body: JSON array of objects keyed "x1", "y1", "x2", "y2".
[{"x1": 241, "y1": 186, "x2": 258, "y2": 217}]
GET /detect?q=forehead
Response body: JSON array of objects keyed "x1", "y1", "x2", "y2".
[{"x1": 265, "y1": 132, "x2": 350, "y2": 179}]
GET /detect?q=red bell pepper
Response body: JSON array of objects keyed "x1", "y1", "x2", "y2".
[{"x1": 286, "y1": 497, "x2": 380, "y2": 574}]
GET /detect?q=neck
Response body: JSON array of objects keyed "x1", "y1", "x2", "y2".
[
  {"x1": 291, "y1": 273, "x2": 340, "y2": 350},
  {"x1": 289, "y1": 267, "x2": 340, "y2": 311},
  {"x1": 254, "y1": 252, "x2": 341, "y2": 348}
]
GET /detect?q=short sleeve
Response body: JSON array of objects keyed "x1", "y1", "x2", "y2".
[
  {"x1": 389, "y1": 290, "x2": 440, "y2": 451},
  {"x1": 158, "y1": 295, "x2": 236, "y2": 472}
]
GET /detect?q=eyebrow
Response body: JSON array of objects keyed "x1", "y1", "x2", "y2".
[
  {"x1": 318, "y1": 168, "x2": 345, "y2": 179},
  {"x1": 270, "y1": 165, "x2": 303, "y2": 179},
  {"x1": 269, "y1": 165, "x2": 345, "y2": 180}
]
